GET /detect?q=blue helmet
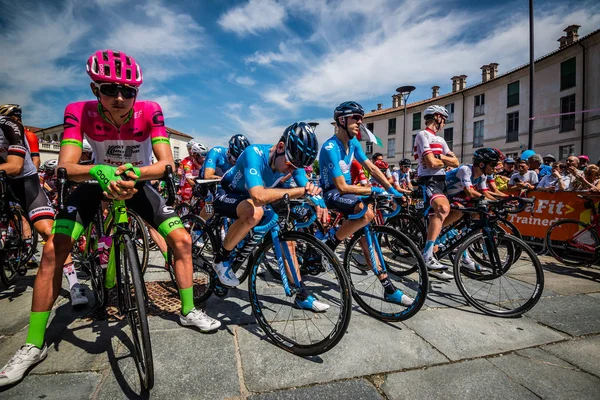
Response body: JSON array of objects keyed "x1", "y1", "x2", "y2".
[
  {"x1": 281, "y1": 122, "x2": 319, "y2": 168},
  {"x1": 228, "y1": 134, "x2": 250, "y2": 159},
  {"x1": 520, "y1": 149, "x2": 535, "y2": 161}
]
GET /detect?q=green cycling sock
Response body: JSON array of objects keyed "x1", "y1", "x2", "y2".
[
  {"x1": 179, "y1": 286, "x2": 194, "y2": 316},
  {"x1": 25, "y1": 311, "x2": 51, "y2": 348},
  {"x1": 162, "y1": 251, "x2": 168, "y2": 262}
]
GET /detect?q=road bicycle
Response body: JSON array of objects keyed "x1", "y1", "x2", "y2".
[
  {"x1": 545, "y1": 194, "x2": 600, "y2": 267},
  {"x1": 57, "y1": 167, "x2": 160, "y2": 391}
]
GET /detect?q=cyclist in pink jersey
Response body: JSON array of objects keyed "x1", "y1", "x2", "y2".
[{"x1": 0, "y1": 50, "x2": 220, "y2": 388}]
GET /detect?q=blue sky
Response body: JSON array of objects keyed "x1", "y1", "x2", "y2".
[{"x1": 1, "y1": 0, "x2": 599, "y2": 148}]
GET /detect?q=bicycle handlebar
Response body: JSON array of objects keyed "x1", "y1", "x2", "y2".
[{"x1": 347, "y1": 193, "x2": 403, "y2": 220}]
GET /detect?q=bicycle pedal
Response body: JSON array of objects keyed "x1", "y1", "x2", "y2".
[{"x1": 214, "y1": 286, "x2": 229, "y2": 297}]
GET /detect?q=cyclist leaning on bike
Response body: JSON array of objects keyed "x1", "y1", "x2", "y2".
[
  {"x1": 0, "y1": 50, "x2": 221, "y2": 388},
  {"x1": 201, "y1": 134, "x2": 250, "y2": 180},
  {"x1": 211, "y1": 122, "x2": 331, "y2": 311},
  {"x1": 319, "y1": 101, "x2": 413, "y2": 306}
]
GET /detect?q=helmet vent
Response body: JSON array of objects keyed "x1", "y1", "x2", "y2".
[
  {"x1": 113, "y1": 51, "x2": 120, "y2": 58},
  {"x1": 102, "y1": 51, "x2": 109, "y2": 61},
  {"x1": 126, "y1": 56, "x2": 132, "y2": 66},
  {"x1": 103, "y1": 64, "x2": 111, "y2": 77}
]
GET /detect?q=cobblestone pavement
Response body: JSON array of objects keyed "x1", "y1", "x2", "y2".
[{"x1": 1, "y1": 246, "x2": 599, "y2": 399}]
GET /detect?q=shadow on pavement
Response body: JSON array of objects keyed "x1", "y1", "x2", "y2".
[{"x1": 542, "y1": 262, "x2": 600, "y2": 283}]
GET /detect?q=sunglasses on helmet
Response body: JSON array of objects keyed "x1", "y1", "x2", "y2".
[
  {"x1": 94, "y1": 83, "x2": 139, "y2": 99},
  {"x1": 348, "y1": 114, "x2": 363, "y2": 122}
]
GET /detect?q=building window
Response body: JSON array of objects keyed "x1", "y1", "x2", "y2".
[
  {"x1": 473, "y1": 120, "x2": 484, "y2": 148},
  {"x1": 387, "y1": 138, "x2": 395, "y2": 158},
  {"x1": 445, "y1": 103, "x2": 454, "y2": 123},
  {"x1": 412, "y1": 112, "x2": 421, "y2": 131},
  {"x1": 444, "y1": 127, "x2": 454, "y2": 150},
  {"x1": 560, "y1": 57, "x2": 576, "y2": 91},
  {"x1": 507, "y1": 81, "x2": 519, "y2": 107},
  {"x1": 559, "y1": 144, "x2": 575, "y2": 160},
  {"x1": 367, "y1": 122, "x2": 374, "y2": 135},
  {"x1": 474, "y1": 94, "x2": 485, "y2": 116},
  {"x1": 560, "y1": 94, "x2": 576, "y2": 132},
  {"x1": 366, "y1": 142, "x2": 373, "y2": 155},
  {"x1": 506, "y1": 111, "x2": 519, "y2": 142},
  {"x1": 174, "y1": 146, "x2": 180, "y2": 159},
  {"x1": 388, "y1": 118, "x2": 396, "y2": 135}
]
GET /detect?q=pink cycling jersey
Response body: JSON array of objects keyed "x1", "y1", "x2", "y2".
[{"x1": 62, "y1": 101, "x2": 170, "y2": 167}]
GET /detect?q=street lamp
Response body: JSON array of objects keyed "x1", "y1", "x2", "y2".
[{"x1": 396, "y1": 85, "x2": 416, "y2": 159}]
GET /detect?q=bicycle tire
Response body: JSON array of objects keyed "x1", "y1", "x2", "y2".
[
  {"x1": 0, "y1": 207, "x2": 26, "y2": 286},
  {"x1": 15, "y1": 208, "x2": 38, "y2": 266},
  {"x1": 343, "y1": 225, "x2": 428, "y2": 322},
  {"x1": 120, "y1": 234, "x2": 154, "y2": 390},
  {"x1": 545, "y1": 219, "x2": 600, "y2": 267},
  {"x1": 385, "y1": 213, "x2": 426, "y2": 276},
  {"x1": 467, "y1": 218, "x2": 523, "y2": 269},
  {"x1": 167, "y1": 214, "x2": 216, "y2": 304},
  {"x1": 453, "y1": 232, "x2": 544, "y2": 317},
  {"x1": 107, "y1": 209, "x2": 149, "y2": 274},
  {"x1": 248, "y1": 231, "x2": 352, "y2": 356}
]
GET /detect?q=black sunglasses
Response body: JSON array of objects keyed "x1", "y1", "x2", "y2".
[
  {"x1": 349, "y1": 114, "x2": 363, "y2": 122},
  {"x1": 95, "y1": 83, "x2": 138, "y2": 99}
]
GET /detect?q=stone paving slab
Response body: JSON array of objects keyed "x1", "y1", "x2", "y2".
[
  {"x1": 424, "y1": 279, "x2": 470, "y2": 309},
  {"x1": 536, "y1": 265, "x2": 600, "y2": 295},
  {"x1": 588, "y1": 292, "x2": 600, "y2": 299},
  {"x1": 248, "y1": 378, "x2": 383, "y2": 399},
  {"x1": 523, "y1": 294, "x2": 600, "y2": 336},
  {"x1": 33, "y1": 319, "x2": 127, "y2": 374},
  {"x1": 0, "y1": 372, "x2": 102, "y2": 399},
  {"x1": 402, "y1": 308, "x2": 565, "y2": 361},
  {"x1": 206, "y1": 287, "x2": 255, "y2": 325},
  {"x1": 543, "y1": 336, "x2": 600, "y2": 377},
  {"x1": 237, "y1": 315, "x2": 447, "y2": 392},
  {"x1": 96, "y1": 327, "x2": 240, "y2": 400},
  {"x1": 0, "y1": 290, "x2": 33, "y2": 336},
  {"x1": 382, "y1": 358, "x2": 537, "y2": 400},
  {"x1": 489, "y1": 348, "x2": 600, "y2": 399}
]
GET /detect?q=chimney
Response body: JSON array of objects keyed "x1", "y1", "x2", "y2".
[
  {"x1": 488, "y1": 63, "x2": 498, "y2": 79},
  {"x1": 451, "y1": 76, "x2": 460, "y2": 93},
  {"x1": 481, "y1": 65, "x2": 490, "y2": 83},
  {"x1": 392, "y1": 95, "x2": 399, "y2": 108},
  {"x1": 558, "y1": 36, "x2": 568, "y2": 49},
  {"x1": 377, "y1": 103, "x2": 383, "y2": 110},
  {"x1": 431, "y1": 85, "x2": 440, "y2": 98},
  {"x1": 564, "y1": 25, "x2": 581, "y2": 45},
  {"x1": 459, "y1": 75, "x2": 467, "y2": 90}
]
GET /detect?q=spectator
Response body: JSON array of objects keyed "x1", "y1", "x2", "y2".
[
  {"x1": 537, "y1": 162, "x2": 570, "y2": 191},
  {"x1": 509, "y1": 159, "x2": 538, "y2": 190},
  {"x1": 578, "y1": 155, "x2": 590, "y2": 171},
  {"x1": 528, "y1": 154, "x2": 551, "y2": 179},
  {"x1": 494, "y1": 157, "x2": 515, "y2": 190},
  {"x1": 572, "y1": 164, "x2": 600, "y2": 192},
  {"x1": 542, "y1": 154, "x2": 556, "y2": 166}
]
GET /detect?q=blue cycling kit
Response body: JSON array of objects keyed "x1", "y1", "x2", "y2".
[
  {"x1": 221, "y1": 144, "x2": 310, "y2": 194},
  {"x1": 445, "y1": 165, "x2": 488, "y2": 196},
  {"x1": 319, "y1": 136, "x2": 368, "y2": 190},
  {"x1": 201, "y1": 146, "x2": 234, "y2": 178}
]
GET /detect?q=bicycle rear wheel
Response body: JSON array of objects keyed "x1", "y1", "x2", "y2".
[
  {"x1": 454, "y1": 232, "x2": 544, "y2": 317},
  {"x1": 248, "y1": 231, "x2": 352, "y2": 356},
  {"x1": 167, "y1": 215, "x2": 216, "y2": 304},
  {"x1": 343, "y1": 225, "x2": 428, "y2": 321},
  {"x1": 119, "y1": 234, "x2": 154, "y2": 390},
  {"x1": 545, "y1": 219, "x2": 600, "y2": 267},
  {"x1": 0, "y1": 207, "x2": 26, "y2": 286}
]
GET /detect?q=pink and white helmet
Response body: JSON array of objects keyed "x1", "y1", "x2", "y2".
[{"x1": 86, "y1": 50, "x2": 143, "y2": 86}]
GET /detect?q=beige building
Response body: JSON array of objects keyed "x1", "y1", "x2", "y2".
[
  {"x1": 33, "y1": 124, "x2": 193, "y2": 165},
  {"x1": 362, "y1": 25, "x2": 600, "y2": 166}
]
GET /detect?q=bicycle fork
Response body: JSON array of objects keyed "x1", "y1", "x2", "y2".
[
  {"x1": 363, "y1": 226, "x2": 388, "y2": 276},
  {"x1": 270, "y1": 227, "x2": 302, "y2": 297}
]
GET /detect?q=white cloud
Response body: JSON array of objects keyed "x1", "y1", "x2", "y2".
[
  {"x1": 262, "y1": 90, "x2": 295, "y2": 110},
  {"x1": 146, "y1": 94, "x2": 185, "y2": 119},
  {"x1": 218, "y1": 0, "x2": 286, "y2": 36},
  {"x1": 228, "y1": 74, "x2": 256, "y2": 86},
  {"x1": 257, "y1": 1, "x2": 600, "y2": 108},
  {"x1": 244, "y1": 42, "x2": 302, "y2": 66}
]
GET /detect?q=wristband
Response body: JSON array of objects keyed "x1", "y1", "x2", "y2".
[
  {"x1": 121, "y1": 163, "x2": 141, "y2": 181},
  {"x1": 89, "y1": 165, "x2": 120, "y2": 192}
]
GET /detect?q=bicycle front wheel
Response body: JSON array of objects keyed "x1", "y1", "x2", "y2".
[
  {"x1": 248, "y1": 231, "x2": 352, "y2": 357},
  {"x1": 107, "y1": 210, "x2": 149, "y2": 274},
  {"x1": 119, "y1": 234, "x2": 154, "y2": 390},
  {"x1": 454, "y1": 232, "x2": 544, "y2": 317},
  {"x1": 343, "y1": 225, "x2": 428, "y2": 322},
  {"x1": 0, "y1": 207, "x2": 26, "y2": 286},
  {"x1": 545, "y1": 219, "x2": 600, "y2": 267}
]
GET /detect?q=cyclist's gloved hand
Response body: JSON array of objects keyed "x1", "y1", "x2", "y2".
[
  {"x1": 371, "y1": 186, "x2": 389, "y2": 196},
  {"x1": 388, "y1": 187, "x2": 403, "y2": 197},
  {"x1": 89, "y1": 165, "x2": 120, "y2": 192},
  {"x1": 117, "y1": 163, "x2": 142, "y2": 182},
  {"x1": 308, "y1": 195, "x2": 326, "y2": 208}
]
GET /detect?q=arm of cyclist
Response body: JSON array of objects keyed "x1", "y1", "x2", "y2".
[
  {"x1": 0, "y1": 120, "x2": 27, "y2": 176},
  {"x1": 291, "y1": 168, "x2": 328, "y2": 224}
]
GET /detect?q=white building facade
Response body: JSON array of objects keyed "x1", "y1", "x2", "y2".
[{"x1": 362, "y1": 25, "x2": 600, "y2": 166}]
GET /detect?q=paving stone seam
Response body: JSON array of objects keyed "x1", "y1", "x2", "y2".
[
  {"x1": 363, "y1": 374, "x2": 391, "y2": 400},
  {"x1": 483, "y1": 357, "x2": 544, "y2": 399},
  {"x1": 90, "y1": 368, "x2": 112, "y2": 400},
  {"x1": 232, "y1": 326, "x2": 251, "y2": 399}
]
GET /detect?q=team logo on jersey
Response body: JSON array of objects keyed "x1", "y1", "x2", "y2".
[
  {"x1": 152, "y1": 111, "x2": 165, "y2": 127},
  {"x1": 325, "y1": 143, "x2": 334, "y2": 151},
  {"x1": 249, "y1": 168, "x2": 258, "y2": 175},
  {"x1": 64, "y1": 113, "x2": 79, "y2": 129},
  {"x1": 67, "y1": 206, "x2": 77, "y2": 214},
  {"x1": 253, "y1": 147, "x2": 262, "y2": 157},
  {"x1": 106, "y1": 144, "x2": 141, "y2": 158},
  {"x1": 162, "y1": 206, "x2": 175, "y2": 214}
]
